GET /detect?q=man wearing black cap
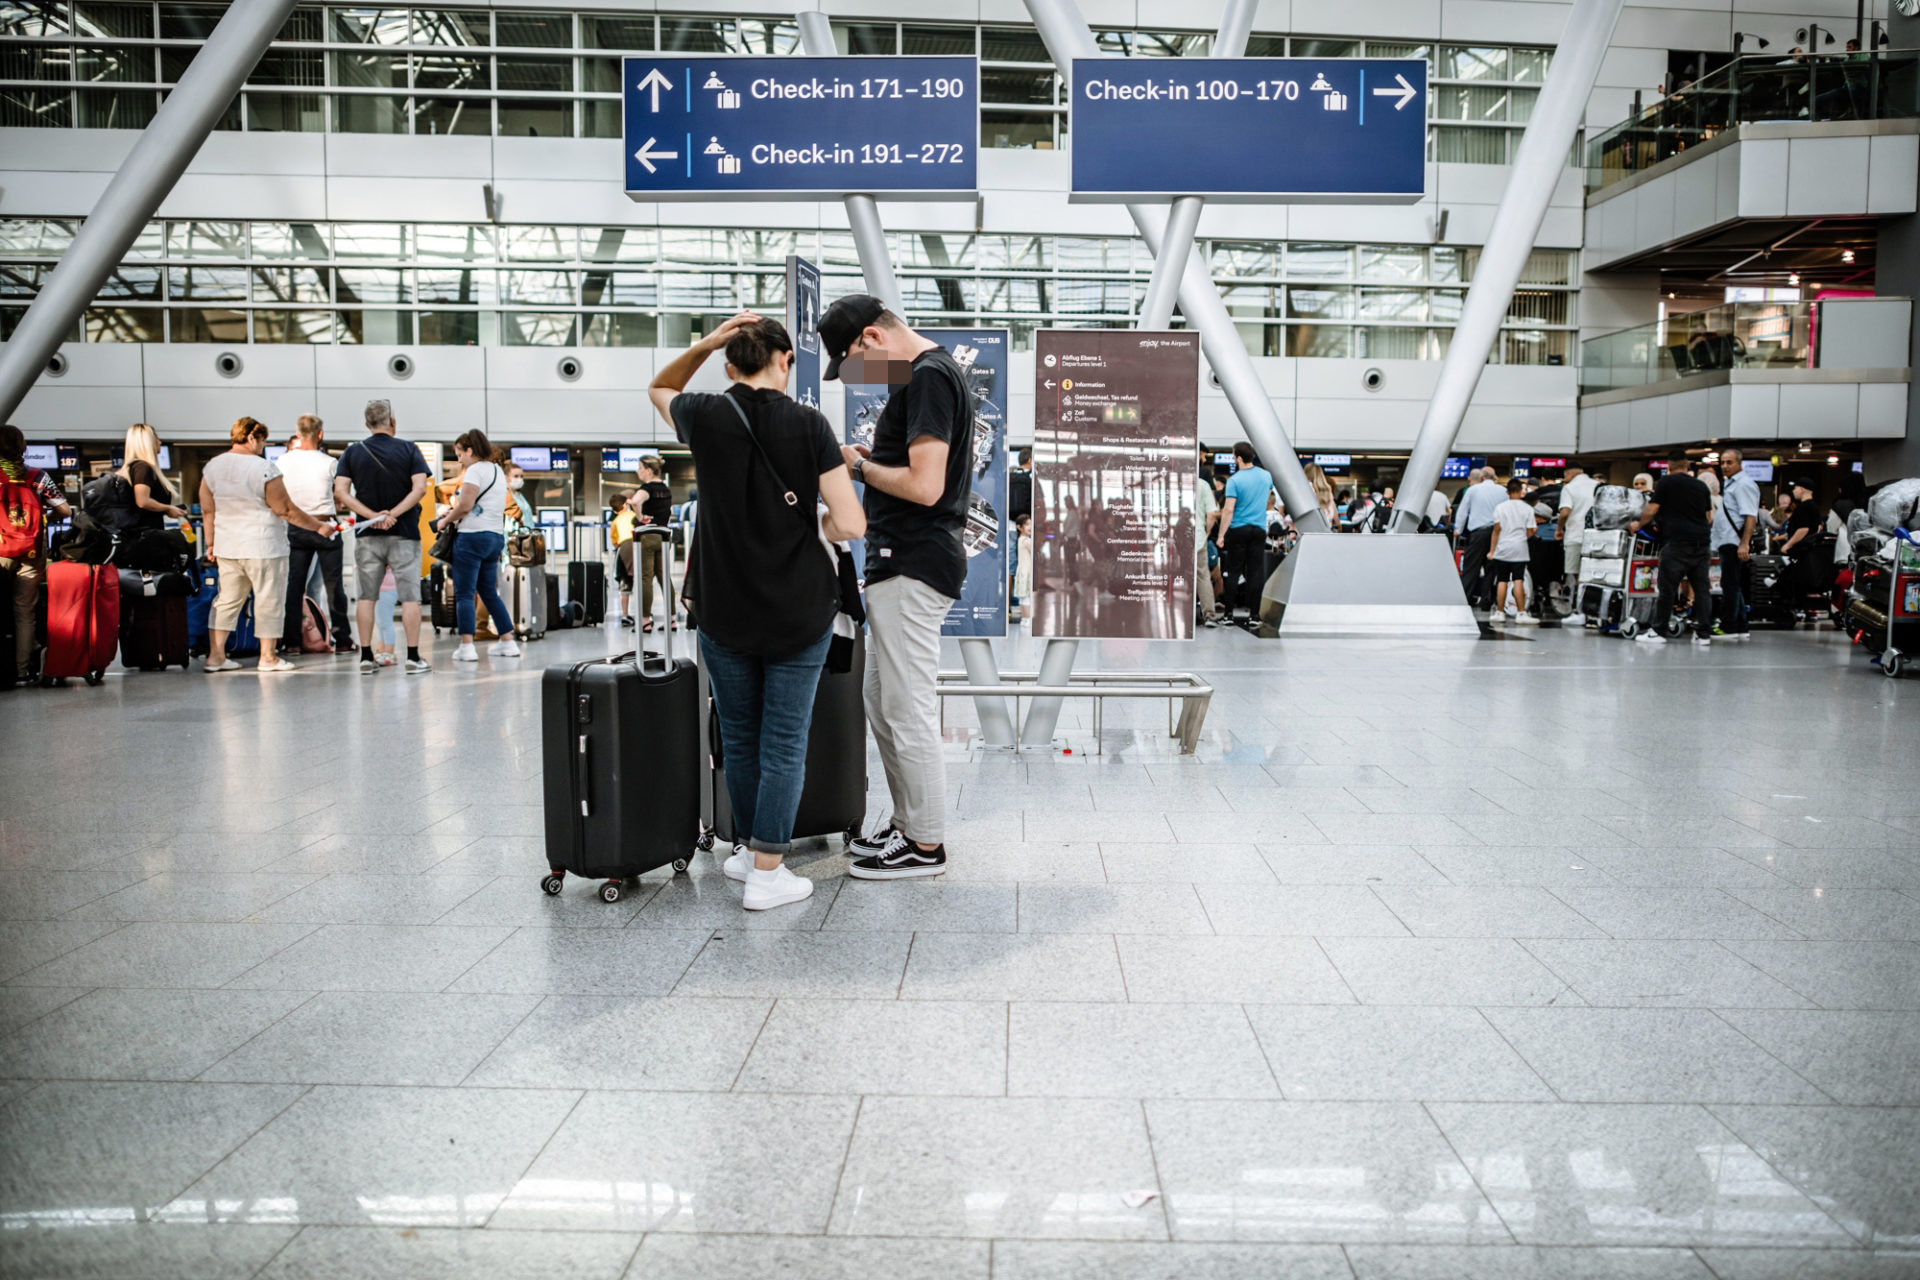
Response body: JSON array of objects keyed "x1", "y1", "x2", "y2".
[{"x1": 818, "y1": 294, "x2": 971, "y2": 879}]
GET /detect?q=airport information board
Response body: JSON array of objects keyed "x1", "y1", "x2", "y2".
[
  {"x1": 1069, "y1": 58, "x2": 1428, "y2": 202},
  {"x1": 1030, "y1": 330, "x2": 1199, "y2": 640},
  {"x1": 623, "y1": 56, "x2": 978, "y2": 200}
]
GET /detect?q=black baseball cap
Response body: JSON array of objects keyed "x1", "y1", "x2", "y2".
[{"x1": 818, "y1": 293, "x2": 885, "y2": 382}]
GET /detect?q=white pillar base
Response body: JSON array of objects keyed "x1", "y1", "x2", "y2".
[{"x1": 1258, "y1": 533, "x2": 1480, "y2": 639}]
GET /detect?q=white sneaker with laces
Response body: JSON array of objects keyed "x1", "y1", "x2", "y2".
[
  {"x1": 1634, "y1": 631, "x2": 1667, "y2": 645},
  {"x1": 452, "y1": 643, "x2": 480, "y2": 662},
  {"x1": 489, "y1": 638, "x2": 521, "y2": 657},
  {"x1": 1513, "y1": 612, "x2": 1539, "y2": 626},
  {"x1": 1692, "y1": 635, "x2": 1713, "y2": 647},
  {"x1": 721, "y1": 844, "x2": 752, "y2": 882},
  {"x1": 743, "y1": 863, "x2": 813, "y2": 911}
]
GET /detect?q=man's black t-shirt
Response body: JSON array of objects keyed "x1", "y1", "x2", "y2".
[
  {"x1": 336, "y1": 433, "x2": 431, "y2": 539},
  {"x1": 864, "y1": 346, "x2": 971, "y2": 599},
  {"x1": 640, "y1": 479, "x2": 673, "y2": 526},
  {"x1": 1008, "y1": 467, "x2": 1032, "y2": 522},
  {"x1": 1785, "y1": 499, "x2": 1821, "y2": 554},
  {"x1": 670, "y1": 385, "x2": 841, "y2": 657},
  {"x1": 1650, "y1": 473, "x2": 1712, "y2": 544}
]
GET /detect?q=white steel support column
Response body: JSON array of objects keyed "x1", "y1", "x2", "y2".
[
  {"x1": 800, "y1": 8, "x2": 1016, "y2": 747},
  {"x1": 1388, "y1": 0, "x2": 1627, "y2": 532},
  {"x1": 0, "y1": 0, "x2": 298, "y2": 424},
  {"x1": 1023, "y1": 0, "x2": 1326, "y2": 533}
]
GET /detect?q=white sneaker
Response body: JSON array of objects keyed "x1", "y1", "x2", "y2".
[
  {"x1": 488, "y1": 638, "x2": 521, "y2": 657},
  {"x1": 743, "y1": 863, "x2": 814, "y2": 911},
  {"x1": 1692, "y1": 635, "x2": 1713, "y2": 647},
  {"x1": 452, "y1": 643, "x2": 479, "y2": 662},
  {"x1": 1513, "y1": 613, "x2": 1539, "y2": 626},
  {"x1": 1634, "y1": 632, "x2": 1666, "y2": 645},
  {"x1": 721, "y1": 843, "x2": 752, "y2": 882}
]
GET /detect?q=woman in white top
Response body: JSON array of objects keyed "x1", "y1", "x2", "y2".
[
  {"x1": 198, "y1": 416, "x2": 337, "y2": 673},
  {"x1": 432, "y1": 429, "x2": 516, "y2": 663}
]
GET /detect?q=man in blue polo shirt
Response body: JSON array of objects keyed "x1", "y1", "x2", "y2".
[{"x1": 1216, "y1": 442, "x2": 1275, "y2": 627}]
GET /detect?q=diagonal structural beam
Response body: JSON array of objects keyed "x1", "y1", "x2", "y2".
[
  {"x1": 1388, "y1": 0, "x2": 1628, "y2": 532},
  {"x1": 0, "y1": 0, "x2": 299, "y2": 424}
]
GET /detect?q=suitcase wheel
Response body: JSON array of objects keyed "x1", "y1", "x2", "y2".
[
  {"x1": 599, "y1": 881, "x2": 623, "y2": 903},
  {"x1": 671, "y1": 858, "x2": 690, "y2": 874},
  {"x1": 845, "y1": 823, "x2": 862, "y2": 847},
  {"x1": 85, "y1": 670, "x2": 105, "y2": 686},
  {"x1": 695, "y1": 831, "x2": 715, "y2": 853},
  {"x1": 540, "y1": 873, "x2": 564, "y2": 896}
]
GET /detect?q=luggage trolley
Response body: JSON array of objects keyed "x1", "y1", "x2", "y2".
[
  {"x1": 1842, "y1": 527, "x2": 1920, "y2": 679},
  {"x1": 1576, "y1": 530, "x2": 1662, "y2": 638}
]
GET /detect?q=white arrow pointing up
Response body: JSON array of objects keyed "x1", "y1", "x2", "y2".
[
  {"x1": 637, "y1": 67, "x2": 672, "y2": 112},
  {"x1": 1372, "y1": 73, "x2": 1417, "y2": 111},
  {"x1": 633, "y1": 137, "x2": 678, "y2": 174}
]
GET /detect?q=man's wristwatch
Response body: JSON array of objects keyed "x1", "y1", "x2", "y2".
[{"x1": 849, "y1": 458, "x2": 865, "y2": 482}]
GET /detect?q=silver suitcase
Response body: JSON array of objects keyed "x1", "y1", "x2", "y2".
[{"x1": 510, "y1": 565, "x2": 547, "y2": 640}]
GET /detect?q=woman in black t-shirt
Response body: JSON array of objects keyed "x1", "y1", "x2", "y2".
[
  {"x1": 112, "y1": 422, "x2": 190, "y2": 534},
  {"x1": 649, "y1": 312, "x2": 865, "y2": 913}
]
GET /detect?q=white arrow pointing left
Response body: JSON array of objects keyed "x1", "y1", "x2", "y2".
[
  {"x1": 637, "y1": 67, "x2": 672, "y2": 112},
  {"x1": 1371, "y1": 73, "x2": 1417, "y2": 111},
  {"x1": 633, "y1": 137, "x2": 678, "y2": 174}
]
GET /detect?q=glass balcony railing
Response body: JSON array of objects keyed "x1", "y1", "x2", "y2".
[
  {"x1": 1586, "y1": 50, "x2": 1920, "y2": 191},
  {"x1": 1579, "y1": 300, "x2": 1815, "y2": 395}
]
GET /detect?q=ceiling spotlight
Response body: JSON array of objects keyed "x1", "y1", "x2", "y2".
[
  {"x1": 1842, "y1": 250, "x2": 1855, "y2": 264},
  {"x1": 1666, "y1": 291, "x2": 1676, "y2": 299},
  {"x1": 1788, "y1": 273, "x2": 1800, "y2": 286},
  {"x1": 1827, "y1": 455, "x2": 1840, "y2": 466}
]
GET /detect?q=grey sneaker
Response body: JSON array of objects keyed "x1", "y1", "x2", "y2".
[{"x1": 405, "y1": 656, "x2": 432, "y2": 674}]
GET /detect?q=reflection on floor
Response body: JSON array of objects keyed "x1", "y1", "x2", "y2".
[{"x1": 1, "y1": 619, "x2": 1916, "y2": 1279}]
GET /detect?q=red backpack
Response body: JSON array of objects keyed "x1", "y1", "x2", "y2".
[{"x1": 0, "y1": 465, "x2": 46, "y2": 560}]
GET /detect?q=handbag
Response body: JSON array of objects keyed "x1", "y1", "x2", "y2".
[
  {"x1": 507, "y1": 530, "x2": 547, "y2": 566},
  {"x1": 429, "y1": 467, "x2": 497, "y2": 562},
  {"x1": 721, "y1": 394, "x2": 865, "y2": 672}
]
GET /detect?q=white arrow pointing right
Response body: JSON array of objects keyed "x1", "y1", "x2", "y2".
[
  {"x1": 633, "y1": 137, "x2": 678, "y2": 174},
  {"x1": 637, "y1": 67, "x2": 672, "y2": 112},
  {"x1": 1371, "y1": 73, "x2": 1417, "y2": 111}
]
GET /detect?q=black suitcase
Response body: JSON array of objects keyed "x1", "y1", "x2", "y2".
[
  {"x1": 568, "y1": 560, "x2": 606, "y2": 625},
  {"x1": 539, "y1": 543, "x2": 700, "y2": 903},
  {"x1": 429, "y1": 563, "x2": 458, "y2": 634},
  {"x1": 698, "y1": 634, "x2": 868, "y2": 851},
  {"x1": 118, "y1": 576, "x2": 192, "y2": 672},
  {"x1": 546, "y1": 571, "x2": 569, "y2": 629}
]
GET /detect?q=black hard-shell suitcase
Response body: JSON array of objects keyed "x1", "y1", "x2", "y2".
[
  {"x1": 568, "y1": 560, "x2": 606, "y2": 625},
  {"x1": 429, "y1": 563, "x2": 457, "y2": 634},
  {"x1": 119, "y1": 584, "x2": 191, "y2": 671},
  {"x1": 539, "y1": 542, "x2": 699, "y2": 903},
  {"x1": 697, "y1": 633, "x2": 868, "y2": 851},
  {"x1": 545, "y1": 571, "x2": 569, "y2": 629}
]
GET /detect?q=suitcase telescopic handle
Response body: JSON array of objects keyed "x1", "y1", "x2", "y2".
[{"x1": 635, "y1": 525, "x2": 675, "y2": 669}]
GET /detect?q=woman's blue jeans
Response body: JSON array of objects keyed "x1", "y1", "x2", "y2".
[
  {"x1": 699, "y1": 626, "x2": 832, "y2": 855},
  {"x1": 450, "y1": 530, "x2": 511, "y2": 638}
]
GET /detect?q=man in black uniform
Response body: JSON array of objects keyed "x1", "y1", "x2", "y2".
[
  {"x1": 819, "y1": 295, "x2": 971, "y2": 879},
  {"x1": 1630, "y1": 456, "x2": 1715, "y2": 646}
]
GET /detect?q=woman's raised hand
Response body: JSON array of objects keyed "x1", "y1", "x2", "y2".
[{"x1": 701, "y1": 310, "x2": 763, "y2": 350}]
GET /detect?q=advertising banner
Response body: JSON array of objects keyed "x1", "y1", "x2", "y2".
[
  {"x1": 1030, "y1": 329, "x2": 1199, "y2": 640},
  {"x1": 786, "y1": 254, "x2": 821, "y2": 413},
  {"x1": 843, "y1": 327, "x2": 1009, "y2": 638}
]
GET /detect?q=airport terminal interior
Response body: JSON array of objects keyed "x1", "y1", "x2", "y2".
[{"x1": 3, "y1": 0, "x2": 1920, "y2": 1277}]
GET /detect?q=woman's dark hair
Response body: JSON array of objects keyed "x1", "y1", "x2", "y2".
[
  {"x1": 454, "y1": 429, "x2": 492, "y2": 460},
  {"x1": 724, "y1": 318, "x2": 794, "y2": 376},
  {"x1": 0, "y1": 423, "x2": 23, "y2": 462}
]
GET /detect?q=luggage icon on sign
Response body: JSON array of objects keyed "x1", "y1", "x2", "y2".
[
  {"x1": 705, "y1": 136, "x2": 740, "y2": 174},
  {"x1": 704, "y1": 71, "x2": 741, "y2": 109},
  {"x1": 1322, "y1": 91, "x2": 1348, "y2": 110}
]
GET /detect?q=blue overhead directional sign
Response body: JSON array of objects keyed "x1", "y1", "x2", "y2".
[
  {"x1": 1069, "y1": 58, "x2": 1429, "y2": 203},
  {"x1": 623, "y1": 56, "x2": 978, "y2": 201}
]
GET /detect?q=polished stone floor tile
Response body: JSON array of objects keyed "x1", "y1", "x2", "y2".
[
  {"x1": 1117, "y1": 935, "x2": 1355, "y2": 1004},
  {"x1": 1721, "y1": 941, "x2": 1920, "y2": 1009},
  {"x1": 198, "y1": 990, "x2": 538, "y2": 1085},
  {"x1": 1371, "y1": 887, "x2": 1609, "y2": 939},
  {"x1": 991, "y1": 1239, "x2": 1352, "y2": 1279},
  {"x1": 829, "y1": 1096, "x2": 1164, "y2": 1239},
  {"x1": 12, "y1": 921, "x2": 317, "y2": 988},
  {"x1": 0, "y1": 988, "x2": 310, "y2": 1081},
  {"x1": 1026, "y1": 811, "x2": 1174, "y2": 843},
  {"x1": 934, "y1": 842, "x2": 1110, "y2": 882},
  {"x1": 1246, "y1": 1006, "x2": 1555, "y2": 1102},
  {"x1": 493, "y1": 1090, "x2": 857, "y2": 1233},
  {"x1": 1480, "y1": 1008, "x2": 1830, "y2": 1104},
  {"x1": 1193, "y1": 884, "x2": 1412, "y2": 936},
  {"x1": 1308, "y1": 814, "x2": 1486, "y2": 846},
  {"x1": 670, "y1": 930, "x2": 909, "y2": 999},
  {"x1": 1215, "y1": 785, "x2": 1368, "y2": 814},
  {"x1": 0, "y1": 869, "x2": 137, "y2": 919},
  {"x1": 1175, "y1": 813, "x2": 1328, "y2": 844},
  {"x1": 1353, "y1": 787, "x2": 1513, "y2": 816},
  {"x1": 1098, "y1": 844, "x2": 1278, "y2": 884},
  {"x1": 1720, "y1": 887, "x2": 1920, "y2": 940},
  {"x1": 1715, "y1": 1009, "x2": 1920, "y2": 1104},
  {"x1": 258, "y1": 833, "x2": 480, "y2": 876},
  {"x1": 0, "y1": 985, "x2": 89, "y2": 1035},
  {"x1": 1257, "y1": 844, "x2": 1449, "y2": 885},
  {"x1": 1343, "y1": 1244, "x2": 1720, "y2": 1278},
  {"x1": 738, "y1": 997, "x2": 1004, "y2": 1096},
  {"x1": 1007, "y1": 1002, "x2": 1278, "y2": 1099},
  {"x1": 113, "y1": 829, "x2": 337, "y2": 874},
  {"x1": 257, "y1": 1226, "x2": 640, "y2": 1280},
  {"x1": 1017, "y1": 884, "x2": 1213, "y2": 935},
  {"x1": 1424, "y1": 1102, "x2": 1853, "y2": 1247},
  {"x1": 1546, "y1": 889, "x2": 1805, "y2": 941},
  {"x1": 61, "y1": 872, "x2": 324, "y2": 924},
  {"x1": 465, "y1": 995, "x2": 769, "y2": 1091},
  {"x1": 1146, "y1": 1100, "x2": 1504, "y2": 1243},
  {"x1": 0, "y1": 1080, "x2": 306, "y2": 1224},
  {"x1": 631, "y1": 871, "x2": 837, "y2": 930},
  {"x1": 0, "y1": 1223, "x2": 298, "y2": 1280},
  {"x1": 627, "y1": 1233, "x2": 988, "y2": 1279},
  {"x1": 1413, "y1": 847, "x2": 1619, "y2": 888},
  {"x1": 254, "y1": 872, "x2": 498, "y2": 925},
  {"x1": 225, "y1": 923, "x2": 515, "y2": 991},
  {"x1": 1709, "y1": 1106, "x2": 1920, "y2": 1249},
  {"x1": 900, "y1": 930, "x2": 1127, "y2": 1002},
  {"x1": 1579, "y1": 849, "x2": 1789, "y2": 888},
  {"x1": 1517, "y1": 940, "x2": 1817, "y2": 1009},
  {"x1": 449, "y1": 926, "x2": 711, "y2": 996},
  {"x1": 1691, "y1": 1247, "x2": 1920, "y2": 1278},
  {"x1": 822, "y1": 881, "x2": 1018, "y2": 932},
  {"x1": 0, "y1": 920, "x2": 125, "y2": 981},
  {"x1": 1727, "y1": 847, "x2": 1920, "y2": 889},
  {"x1": 1319, "y1": 938, "x2": 1583, "y2": 1007},
  {"x1": 433, "y1": 874, "x2": 661, "y2": 928},
  {"x1": 172, "y1": 1084, "x2": 577, "y2": 1227}
]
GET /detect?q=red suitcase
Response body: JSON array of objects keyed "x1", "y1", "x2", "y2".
[{"x1": 45, "y1": 561, "x2": 119, "y2": 684}]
